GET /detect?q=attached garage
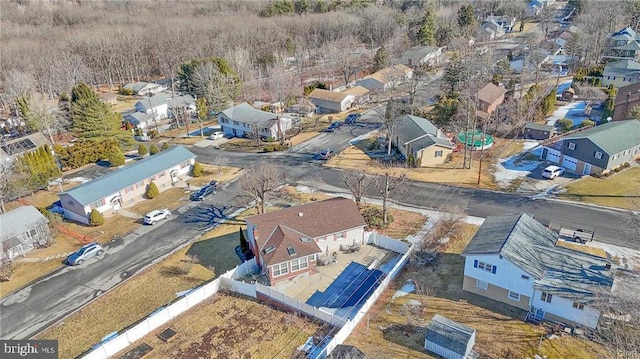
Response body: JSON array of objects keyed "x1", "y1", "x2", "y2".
[
  {"x1": 545, "y1": 149, "x2": 561, "y2": 163},
  {"x1": 562, "y1": 156, "x2": 578, "y2": 171}
]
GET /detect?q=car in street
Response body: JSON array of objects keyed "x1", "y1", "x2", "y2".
[
  {"x1": 143, "y1": 209, "x2": 171, "y2": 225},
  {"x1": 324, "y1": 121, "x2": 343, "y2": 132},
  {"x1": 190, "y1": 184, "x2": 216, "y2": 201},
  {"x1": 66, "y1": 242, "x2": 105, "y2": 266},
  {"x1": 313, "y1": 149, "x2": 335, "y2": 160},
  {"x1": 209, "y1": 131, "x2": 224, "y2": 140},
  {"x1": 344, "y1": 113, "x2": 361, "y2": 124},
  {"x1": 541, "y1": 165, "x2": 565, "y2": 179}
]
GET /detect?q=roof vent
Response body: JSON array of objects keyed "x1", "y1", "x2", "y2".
[
  {"x1": 298, "y1": 212, "x2": 303, "y2": 217},
  {"x1": 605, "y1": 263, "x2": 612, "y2": 270},
  {"x1": 300, "y1": 237, "x2": 311, "y2": 243}
]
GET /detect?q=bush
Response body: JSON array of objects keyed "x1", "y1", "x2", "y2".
[
  {"x1": 148, "y1": 129, "x2": 159, "y2": 138},
  {"x1": 161, "y1": 142, "x2": 170, "y2": 151},
  {"x1": 613, "y1": 166, "x2": 622, "y2": 172},
  {"x1": 149, "y1": 143, "x2": 159, "y2": 155},
  {"x1": 0, "y1": 260, "x2": 16, "y2": 282},
  {"x1": 118, "y1": 86, "x2": 134, "y2": 96},
  {"x1": 146, "y1": 181, "x2": 160, "y2": 199},
  {"x1": 263, "y1": 144, "x2": 288, "y2": 152},
  {"x1": 138, "y1": 144, "x2": 148, "y2": 156},
  {"x1": 107, "y1": 147, "x2": 126, "y2": 167},
  {"x1": 580, "y1": 119, "x2": 595, "y2": 128},
  {"x1": 264, "y1": 136, "x2": 277, "y2": 142},
  {"x1": 89, "y1": 209, "x2": 104, "y2": 226},
  {"x1": 192, "y1": 161, "x2": 204, "y2": 177},
  {"x1": 622, "y1": 162, "x2": 631, "y2": 168},
  {"x1": 361, "y1": 206, "x2": 394, "y2": 229},
  {"x1": 556, "y1": 118, "x2": 574, "y2": 132}
]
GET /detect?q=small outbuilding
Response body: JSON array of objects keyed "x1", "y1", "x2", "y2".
[
  {"x1": 523, "y1": 122, "x2": 556, "y2": 140},
  {"x1": 561, "y1": 87, "x2": 575, "y2": 102},
  {"x1": 424, "y1": 314, "x2": 476, "y2": 359}
]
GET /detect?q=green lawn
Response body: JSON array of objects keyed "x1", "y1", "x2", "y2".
[
  {"x1": 558, "y1": 167, "x2": 640, "y2": 209},
  {"x1": 187, "y1": 230, "x2": 244, "y2": 276}
]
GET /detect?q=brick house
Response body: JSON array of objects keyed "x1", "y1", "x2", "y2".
[
  {"x1": 244, "y1": 197, "x2": 367, "y2": 286},
  {"x1": 475, "y1": 83, "x2": 507, "y2": 121},
  {"x1": 59, "y1": 146, "x2": 195, "y2": 224}
]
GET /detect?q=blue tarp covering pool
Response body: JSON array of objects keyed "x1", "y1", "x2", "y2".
[{"x1": 306, "y1": 262, "x2": 384, "y2": 319}]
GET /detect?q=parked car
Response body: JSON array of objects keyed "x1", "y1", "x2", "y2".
[
  {"x1": 344, "y1": 113, "x2": 361, "y2": 124},
  {"x1": 190, "y1": 184, "x2": 216, "y2": 201},
  {"x1": 313, "y1": 149, "x2": 335, "y2": 160},
  {"x1": 542, "y1": 165, "x2": 565, "y2": 179},
  {"x1": 324, "y1": 121, "x2": 343, "y2": 132},
  {"x1": 66, "y1": 242, "x2": 105, "y2": 266},
  {"x1": 143, "y1": 209, "x2": 171, "y2": 225},
  {"x1": 209, "y1": 131, "x2": 224, "y2": 140}
]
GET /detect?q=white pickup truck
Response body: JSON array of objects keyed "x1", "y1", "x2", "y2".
[{"x1": 143, "y1": 209, "x2": 171, "y2": 225}]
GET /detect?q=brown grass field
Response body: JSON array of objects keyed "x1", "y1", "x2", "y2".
[{"x1": 557, "y1": 167, "x2": 640, "y2": 210}]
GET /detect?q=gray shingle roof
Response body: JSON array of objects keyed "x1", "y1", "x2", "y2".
[
  {"x1": 425, "y1": 315, "x2": 475, "y2": 356},
  {"x1": 396, "y1": 115, "x2": 453, "y2": 151},
  {"x1": 135, "y1": 94, "x2": 168, "y2": 111},
  {"x1": 0, "y1": 206, "x2": 48, "y2": 244},
  {"x1": 399, "y1": 46, "x2": 441, "y2": 64},
  {"x1": 563, "y1": 120, "x2": 640, "y2": 155},
  {"x1": 61, "y1": 146, "x2": 195, "y2": 206},
  {"x1": 220, "y1": 102, "x2": 278, "y2": 125},
  {"x1": 461, "y1": 214, "x2": 615, "y2": 302},
  {"x1": 124, "y1": 112, "x2": 152, "y2": 125},
  {"x1": 524, "y1": 122, "x2": 554, "y2": 131},
  {"x1": 167, "y1": 95, "x2": 195, "y2": 108}
]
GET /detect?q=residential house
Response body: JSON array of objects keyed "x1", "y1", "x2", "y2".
[
  {"x1": 218, "y1": 102, "x2": 292, "y2": 139},
  {"x1": 393, "y1": 115, "x2": 454, "y2": 166},
  {"x1": 475, "y1": 83, "x2": 507, "y2": 121},
  {"x1": 123, "y1": 82, "x2": 166, "y2": 96},
  {"x1": 0, "y1": 132, "x2": 51, "y2": 161},
  {"x1": 59, "y1": 146, "x2": 195, "y2": 224},
  {"x1": 244, "y1": 197, "x2": 368, "y2": 286},
  {"x1": 341, "y1": 86, "x2": 370, "y2": 107},
  {"x1": 601, "y1": 27, "x2": 640, "y2": 62},
  {"x1": 613, "y1": 81, "x2": 640, "y2": 120},
  {"x1": 485, "y1": 15, "x2": 516, "y2": 33},
  {"x1": 134, "y1": 94, "x2": 168, "y2": 120},
  {"x1": 167, "y1": 95, "x2": 196, "y2": 119},
  {"x1": 602, "y1": 59, "x2": 640, "y2": 88},
  {"x1": 99, "y1": 92, "x2": 118, "y2": 105},
  {"x1": 541, "y1": 119, "x2": 640, "y2": 174},
  {"x1": 424, "y1": 315, "x2": 476, "y2": 359},
  {"x1": 479, "y1": 20, "x2": 505, "y2": 41},
  {"x1": 123, "y1": 111, "x2": 154, "y2": 129},
  {"x1": 523, "y1": 122, "x2": 555, "y2": 140},
  {"x1": 0, "y1": 206, "x2": 51, "y2": 261},
  {"x1": 461, "y1": 213, "x2": 614, "y2": 329},
  {"x1": 554, "y1": 30, "x2": 574, "y2": 49},
  {"x1": 397, "y1": 46, "x2": 444, "y2": 67},
  {"x1": 356, "y1": 64, "x2": 413, "y2": 93},
  {"x1": 308, "y1": 89, "x2": 355, "y2": 114},
  {"x1": 526, "y1": 0, "x2": 555, "y2": 16}
]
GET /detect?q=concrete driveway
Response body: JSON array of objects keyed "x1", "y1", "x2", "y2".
[
  {"x1": 517, "y1": 163, "x2": 580, "y2": 193},
  {"x1": 289, "y1": 124, "x2": 379, "y2": 160}
]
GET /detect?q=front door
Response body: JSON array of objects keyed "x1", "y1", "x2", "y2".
[
  {"x1": 583, "y1": 163, "x2": 591, "y2": 175},
  {"x1": 535, "y1": 308, "x2": 545, "y2": 319}
]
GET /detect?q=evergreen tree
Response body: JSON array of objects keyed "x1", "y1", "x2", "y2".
[
  {"x1": 138, "y1": 144, "x2": 148, "y2": 156},
  {"x1": 149, "y1": 143, "x2": 160, "y2": 155},
  {"x1": 564, "y1": 33, "x2": 583, "y2": 73},
  {"x1": 457, "y1": 5, "x2": 475, "y2": 28},
  {"x1": 442, "y1": 52, "x2": 465, "y2": 97},
  {"x1": 161, "y1": 142, "x2": 170, "y2": 151},
  {"x1": 107, "y1": 146, "x2": 125, "y2": 167},
  {"x1": 58, "y1": 92, "x2": 72, "y2": 124},
  {"x1": 541, "y1": 88, "x2": 557, "y2": 116},
  {"x1": 602, "y1": 85, "x2": 617, "y2": 120},
  {"x1": 71, "y1": 83, "x2": 134, "y2": 146},
  {"x1": 90, "y1": 209, "x2": 105, "y2": 226},
  {"x1": 373, "y1": 46, "x2": 390, "y2": 71},
  {"x1": 192, "y1": 161, "x2": 204, "y2": 177},
  {"x1": 285, "y1": 37, "x2": 296, "y2": 55},
  {"x1": 239, "y1": 227, "x2": 249, "y2": 253},
  {"x1": 176, "y1": 57, "x2": 240, "y2": 112},
  {"x1": 146, "y1": 182, "x2": 160, "y2": 199},
  {"x1": 417, "y1": 4, "x2": 436, "y2": 46},
  {"x1": 16, "y1": 95, "x2": 30, "y2": 119}
]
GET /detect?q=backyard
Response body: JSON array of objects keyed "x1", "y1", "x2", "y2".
[{"x1": 556, "y1": 167, "x2": 640, "y2": 209}]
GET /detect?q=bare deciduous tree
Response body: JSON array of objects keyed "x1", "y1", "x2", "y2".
[
  {"x1": 343, "y1": 169, "x2": 375, "y2": 209},
  {"x1": 0, "y1": 161, "x2": 15, "y2": 214},
  {"x1": 213, "y1": 155, "x2": 229, "y2": 175},
  {"x1": 239, "y1": 163, "x2": 282, "y2": 214},
  {"x1": 24, "y1": 98, "x2": 69, "y2": 144},
  {"x1": 373, "y1": 163, "x2": 407, "y2": 225}
]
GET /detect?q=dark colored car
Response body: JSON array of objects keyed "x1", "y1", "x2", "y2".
[
  {"x1": 324, "y1": 121, "x2": 343, "y2": 132},
  {"x1": 344, "y1": 113, "x2": 361, "y2": 124},
  {"x1": 190, "y1": 184, "x2": 216, "y2": 201}
]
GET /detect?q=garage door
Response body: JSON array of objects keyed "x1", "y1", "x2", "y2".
[
  {"x1": 546, "y1": 149, "x2": 561, "y2": 164},
  {"x1": 562, "y1": 156, "x2": 578, "y2": 171}
]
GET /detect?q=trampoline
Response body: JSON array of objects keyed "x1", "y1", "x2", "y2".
[{"x1": 457, "y1": 131, "x2": 494, "y2": 150}]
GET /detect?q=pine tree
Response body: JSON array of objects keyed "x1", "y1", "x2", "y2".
[
  {"x1": 90, "y1": 209, "x2": 105, "y2": 226},
  {"x1": 442, "y1": 52, "x2": 465, "y2": 97},
  {"x1": 149, "y1": 143, "x2": 159, "y2": 155},
  {"x1": 457, "y1": 5, "x2": 475, "y2": 28},
  {"x1": 146, "y1": 182, "x2": 160, "y2": 199},
  {"x1": 373, "y1": 46, "x2": 390, "y2": 71},
  {"x1": 417, "y1": 4, "x2": 436, "y2": 46},
  {"x1": 108, "y1": 146, "x2": 125, "y2": 167},
  {"x1": 192, "y1": 161, "x2": 204, "y2": 177},
  {"x1": 160, "y1": 142, "x2": 170, "y2": 151},
  {"x1": 138, "y1": 144, "x2": 148, "y2": 156}
]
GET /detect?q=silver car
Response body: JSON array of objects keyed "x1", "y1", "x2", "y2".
[{"x1": 66, "y1": 242, "x2": 105, "y2": 266}]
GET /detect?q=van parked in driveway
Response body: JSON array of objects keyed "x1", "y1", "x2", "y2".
[{"x1": 542, "y1": 165, "x2": 565, "y2": 179}]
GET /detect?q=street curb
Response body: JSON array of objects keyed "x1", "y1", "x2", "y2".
[{"x1": 543, "y1": 197, "x2": 639, "y2": 214}]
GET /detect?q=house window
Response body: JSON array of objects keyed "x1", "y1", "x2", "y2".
[
  {"x1": 521, "y1": 275, "x2": 530, "y2": 280},
  {"x1": 26, "y1": 229, "x2": 37, "y2": 238},
  {"x1": 158, "y1": 171, "x2": 166, "y2": 177},
  {"x1": 233, "y1": 121, "x2": 239, "y2": 126},
  {"x1": 136, "y1": 181, "x2": 144, "y2": 189},
  {"x1": 476, "y1": 280, "x2": 488, "y2": 290},
  {"x1": 594, "y1": 151, "x2": 602, "y2": 159},
  {"x1": 336, "y1": 232, "x2": 345, "y2": 239},
  {"x1": 573, "y1": 302, "x2": 585, "y2": 310},
  {"x1": 435, "y1": 150, "x2": 443, "y2": 157},
  {"x1": 272, "y1": 263, "x2": 289, "y2": 277},
  {"x1": 568, "y1": 142, "x2": 576, "y2": 150},
  {"x1": 180, "y1": 161, "x2": 190, "y2": 169},
  {"x1": 291, "y1": 257, "x2": 308, "y2": 271},
  {"x1": 508, "y1": 291, "x2": 521, "y2": 301},
  {"x1": 90, "y1": 199, "x2": 106, "y2": 210},
  {"x1": 475, "y1": 261, "x2": 496, "y2": 273},
  {"x1": 541, "y1": 292, "x2": 553, "y2": 303},
  {"x1": 124, "y1": 185, "x2": 134, "y2": 193}
]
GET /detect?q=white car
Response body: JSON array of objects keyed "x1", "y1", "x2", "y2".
[
  {"x1": 209, "y1": 131, "x2": 224, "y2": 140},
  {"x1": 143, "y1": 209, "x2": 171, "y2": 225},
  {"x1": 541, "y1": 165, "x2": 565, "y2": 179}
]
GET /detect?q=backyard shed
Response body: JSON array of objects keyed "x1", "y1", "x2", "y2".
[
  {"x1": 562, "y1": 87, "x2": 575, "y2": 102},
  {"x1": 523, "y1": 122, "x2": 556, "y2": 140},
  {"x1": 424, "y1": 314, "x2": 476, "y2": 359}
]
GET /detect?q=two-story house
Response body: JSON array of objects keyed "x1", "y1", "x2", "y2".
[
  {"x1": 475, "y1": 83, "x2": 507, "y2": 121},
  {"x1": 244, "y1": 197, "x2": 368, "y2": 286},
  {"x1": 59, "y1": 146, "x2": 195, "y2": 224},
  {"x1": 601, "y1": 27, "x2": 640, "y2": 62},
  {"x1": 602, "y1": 59, "x2": 640, "y2": 88},
  {"x1": 541, "y1": 119, "x2": 640, "y2": 174},
  {"x1": 461, "y1": 214, "x2": 615, "y2": 329},
  {"x1": 0, "y1": 206, "x2": 51, "y2": 261},
  {"x1": 167, "y1": 95, "x2": 196, "y2": 119},
  {"x1": 134, "y1": 94, "x2": 169, "y2": 120},
  {"x1": 613, "y1": 81, "x2": 640, "y2": 120},
  {"x1": 218, "y1": 102, "x2": 292, "y2": 139},
  {"x1": 485, "y1": 15, "x2": 516, "y2": 33},
  {"x1": 392, "y1": 114, "x2": 454, "y2": 166},
  {"x1": 479, "y1": 20, "x2": 506, "y2": 41},
  {"x1": 397, "y1": 46, "x2": 445, "y2": 67}
]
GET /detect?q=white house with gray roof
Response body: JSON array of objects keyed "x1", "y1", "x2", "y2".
[
  {"x1": 392, "y1": 115, "x2": 453, "y2": 167},
  {"x1": 396, "y1": 46, "x2": 444, "y2": 67},
  {"x1": 0, "y1": 206, "x2": 51, "y2": 261},
  {"x1": 135, "y1": 94, "x2": 168, "y2": 120},
  {"x1": 461, "y1": 214, "x2": 615, "y2": 329},
  {"x1": 124, "y1": 82, "x2": 167, "y2": 96},
  {"x1": 541, "y1": 119, "x2": 640, "y2": 174},
  {"x1": 602, "y1": 59, "x2": 640, "y2": 87},
  {"x1": 424, "y1": 315, "x2": 476, "y2": 359},
  {"x1": 218, "y1": 102, "x2": 292, "y2": 139},
  {"x1": 58, "y1": 146, "x2": 195, "y2": 224}
]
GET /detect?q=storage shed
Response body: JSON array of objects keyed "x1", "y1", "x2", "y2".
[{"x1": 424, "y1": 315, "x2": 476, "y2": 359}]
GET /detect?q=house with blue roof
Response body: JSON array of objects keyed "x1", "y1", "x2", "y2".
[
  {"x1": 461, "y1": 213, "x2": 615, "y2": 329},
  {"x1": 392, "y1": 114, "x2": 454, "y2": 167},
  {"x1": 58, "y1": 146, "x2": 195, "y2": 224}
]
